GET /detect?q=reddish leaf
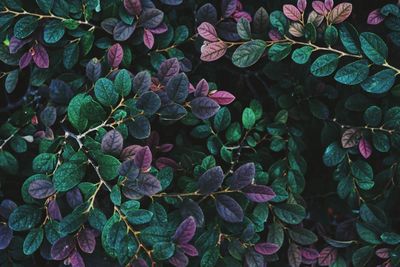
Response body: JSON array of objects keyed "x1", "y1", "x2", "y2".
[
  {"x1": 359, "y1": 137, "x2": 372, "y2": 159},
  {"x1": 107, "y1": 43, "x2": 123, "y2": 68},
  {"x1": 121, "y1": 145, "x2": 142, "y2": 160},
  {"x1": 297, "y1": 0, "x2": 307, "y2": 12},
  {"x1": 172, "y1": 216, "x2": 196, "y2": 244},
  {"x1": 200, "y1": 41, "x2": 228, "y2": 62},
  {"x1": 328, "y1": 3, "x2": 352, "y2": 24},
  {"x1": 367, "y1": 9, "x2": 385, "y2": 25},
  {"x1": 19, "y1": 51, "x2": 32, "y2": 69},
  {"x1": 209, "y1": 91, "x2": 235, "y2": 105},
  {"x1": 143, "y1": 29, "x2": 155, "y2": 49},
  {"x1": 301, "y1": 247, "x2": 319, "y2": 260},
  {"x1": 254, "y1": 242, "x2": 280, "y2": 255},
  {"x1": 341, "y1": 128, "x2": 359, "y2": 148},
  {"x1": 197, "y1": 22, "x2": 218, "y2": 42},
  {"x1": 242, "y1": 185, "x2": 276, "y2": 203},
  {"x1": 194, "y1": 79, "x2": 209, "y2": 97},
  {"x1": 312, "y1": 1, "x2": 327, "y2": 15},
  {"x1": 324, "y1": 0, "x2": 334, "y2": 10},
  {"x1": 283, "y1": 4, "x2": 302, "y2": 21},
  {"x1": 134, "y1": 146, "x2": 152, "y2": 171},
  {"x1": 32, "y1": 44, "x2": 49, "y2": 68},
  {"x1": 318, "y1": 246, "x2": 337, "y2": 266},
  {"x1": 232, "y1": 11, "x2": 252, "y2": 22},
  {"x1": 268, "y1": 29, "x2": 282, "y2": 41},
  {"x1": 124, "y1": 0, "x2": 142, "y2": 16},
  {"x1": 158, "y1": 143, "x2": 173, "y2": 152},
  {"x1": 180, "y1": 243, "x2": 198, "y2": 256}
]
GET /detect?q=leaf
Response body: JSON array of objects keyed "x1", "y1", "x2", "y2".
[
  {"x1": 77, "y1": 228, "x2": 96, "y2": 253},
  {"x1": 32, "y1": 44, "x2": 49, "y2": 68},
  {"x1": 123, "y1": 173, "x2": 161, "y2": 199},
  {"x1": 54, "y1": 162, "x2": 85, "y2": 192},
  {"x1": 86, "y1": 58, "x2": 102, "y2": 82},
  {"x1": 200, "y1": 41, "x2": 228, "y2": 62},
  {"x1": 166, "y1": 73, "x2": 189, "y2": 103},
  {"x1": 28, "y1": 179, "x2": 55, "y2": 199},
  {"x1": 270, "y1": 11, "x2": 288, "y2": 34},
  {"x1": 232, "y1": 40, "x2": 266, "y2": 68},
  {"x1": 8, "y1": 205, "x2": 42, "y2": 231},
  {"x1": 134, "y1": 146, "x2": 152, "y2": 171},
  {"x1": 312, "y1": 1, "x2": 327, "y2": 15},
  {"x1": 328, "y1": 3, "x2": 353, "y2": 24},
  {"x1": 292, "y1": 46, "x2": 313, "y2": 64},
  {"x1": 102, "y1": 215, "x2": 127, "y2": 258},
  {"x1": 108, "y1": 43, "x2": 124, "y2": 68},
  {"x1": 283, "y1": 4, "x2": 301, "y2": 21},
  {"x1": 94, "y1": 78, "x2": 119, "y2": 106},
  {"x1": 288, "y1": 243, "x2": 302, "y2": 267},
  {"x1": 125, "y1": 209, "x2": 153, "y2": 224},
  {"x1": 323, "y1": 142, "x2": 346, "y2": 166},
  {"x1": 101, "y1": 130, "x2": 124, "y2": 156},
  {"x1": 288, "y1": 228, "x2": 318, "y2": 245},
  {"x1": 98, "y1": 155, "x2": 120, "y2": 181},
  {"x1": 341, "y1": 128, "x2": 360, "y2": 148},
  {"x1": 128, "y1": 115, "x2": 151, "y2": 139},
  {"x1": 242, "y1": 185, "x2": 276, "y2": 203},
  {"x1": 381, "y1": 232, "x2": 400, "y2": 245},
  {"x1": 197, "y1": 22, "x2": 218, "y2": 42},
  {"x1": 143, "y1": 29, "x2": 154, "y2": 49},
  {"x1": 0, "y1": 224, "x2": 13, "y2": 249},
  {"x1": 361, "y1": 69, "x2": 396, "y2": 94},
  {"x1": 358, "y1": 138, "x2": 372, "y2": 159},
  {"x1": 364, "y1": 106, "x2": 382, "y2": 126},
  {"x1": 32, "y1": 153, "x2": 57, "y2": 174},
  {"x1": 352, "y1": 246, "x2": 373, "y2": 267},
  {"x1": 197, "y1": 166, "x2": 224, "y2": 194},
  {"x1": 51, "y1": 236, "x2": 76, "y2": 260},
  {"x1": 153, "y1": 242, "x2": 175, "y2": 260},
  {"x1": 254, "y1": 242, "x2": 280, "y2": 255},
  {"x1": 237, "y1": 18, "x2": 251, "y2": 40},
  {"x1": 367, "y1": 9, "x2": 385, "y2": 25},
  {"x1": 124, "y1": 0, "x2": 142, "y2": 16},
  {"x1": 190, "y1": 97, "x2": 220, "y2": 120},
  {"x1": 43, "y1": 20, "x2": 65, "y2": 44},
  {"x1": 351, "y1": 160, "x2": 373, "y2": 181},
  {"x1": 242, "y1": 108, "x2": 255, "y2": 129},
  {"x1": 310, "y1": 53, "x2": 339, "y2": 77},
  {"x1": 318, "y1": 246, "x2": 338, "y2": 266},
  {"x1": 63, "y1": 43, "x2": 79, "y2": 69},
  {"x1": 14, "y1": 16, "x2": 38, "y2": 39},
  {"x1": 158, "y1": 58, "x2": 180, "y2": 83},
  {"x1": 209, "y1": 91, "x2": 235, "y2": 105},
  {"x1": 221, "y1": 0, "x2": 237, "y2": 17},
  {"x1": 334, "y1": 60, "x2": 369, "y2": 85},
  {"x1": 5, "y1": 69, "x2": 19, "y2": 94},
  {"x1": 23, "y1": 228, "x2": 44, "y2": 255},
  {"x1": 136, "y1": 91, "x2": 161, "y2": 115},
  {"x1": 228, "y1": 163, "x2": 255, "y2": 189},
  {"x1": 268, "y1": 43, "x2": 292, "y2": 62},
  {"x1": 113, "y1": 21, "x2": 136, "y2": 42},
  {"x1": 36, "y1": 0, "x2": 53, "y2": 13},
  {"x1": 273, "y1": 203, "x2": 305, "y2": 224},
  {"x1": 215, "y1": 195, "x2": 244, "y2": 223},
  {"x1": 338, "y1": 23, "x2": 361, "y2": 54},
  {"x1": 138, "y1": 8, "x2": 164, "y2": 29},
  {"x1": 172, "y1": 216, "x2": 196, "y2": 244},
  {"x1": 359, "y1": 32, "x2": 388, "y2": 65},
  {"x1": 0, "y1": 151, "x2": 18, "y2": 175}
]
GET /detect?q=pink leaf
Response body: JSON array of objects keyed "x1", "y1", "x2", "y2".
[
  {"x1": 143, "y1": 29, "x2": 154, "y2": 49},
  {"x1": 254, "y1": 242, "x2": 280, "y2": 255},
  {"x1": 134, "y1": 146, "x2": 152, "y2": 171},
  {"x1": 19, "y1": 51, "x2": 32, "y2": 69},
  {"x1": 312, "y1": 1, "x2": 328, "y2": 15},
  {"x1": 123, "y1": 0, "x2": 142, "y2": 16},
  {"x1": 268, "y1": 29, "x2": 282, "y2": 41},
  {"x1": 318, "y1": 246, "x2": 337, "y2": 266},
  {"x1": 359, "y1": 137, "x2": 372, "y2": 159},
  {"x1": 232, "y1": 11, "x2": 252, "y2": 22},
  {"x1": 289, "y1": 22, "x2": 304, "y2": 37},
  {"x1": 297, "y1": 0, "x2": 307, "y2": 12},
  {"x1": 107, "y1": 43, "x2": 123, "y2": 68},
  {"x1": 367, "y1": 9, "x2": 385, "y2": 25},
  {"x1": 324, "y1": 0, "x2": 334, "y2": 11},
  {"x1": 69, "y1": 250, "x2": 85, "y2": 267},
  {"x1": 194, "y1": 79, "x2": 209, "y2": 97},
  {"x1": 180, "y1": 243, "x2": 198, "y2": 256},
  {"x1": 283, "y1": 4, "x2": 302, "y2": 21},
  {"x1": 376, "y1": 248, "x2": 390, "y2": 259},
  {"x1": 158, "y1": 143, "x2": 173, "y2": 153},
  {"x1": 301, "y1": 248, "x2": 319, "y2": 260},
  {"x1": 209, "y1": 91, "x2": 235, "y2": 105},
  {"x1": 148, "y1": 23, "x2": 168, "y2": 34},
  {"x1": 200, "y1": 41, "x2": 227, "y2": 62},
  {"x1": 197, "y1": 22, "x2": 218, "y2": 42},
  {"x1": 328, "y1": 3, "x2": 352, "y2": 24}
]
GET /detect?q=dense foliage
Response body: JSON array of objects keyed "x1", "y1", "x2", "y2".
[{"x1": 0, "y1": 0, "x2": 400, "y2": 266}]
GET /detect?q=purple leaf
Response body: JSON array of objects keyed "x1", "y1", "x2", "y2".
[
  {"x1": 180, "y1": 243, "x2": 198, "y2": 256},
  {"x1": 19, "y1": 51, "x2": 32, "y2": 69},
  {"x1": 101, "y1": 129, "x2": 124, "y2": 156},
  {"x1": 0, "y1": 224, "x2": 13, "y2": 249},
  {"x1": 107, "y1": 43, "x2": 123, "y2": 68},
  {"x1": 133, "y1": 70, "x2": 152, "y2": 94},
  {"x1": 283, "y1": 4, "x2": 302, "y2": 21},
  {"x1": 51, "y1": 236, "x2": 76, "y2": 260},
  {"x1": 190, "y1": 97, "x2": 220, "y2": 120},
  {"x1": 138, "y1": 8, "x2": 164, "y2": 29},
  {"x1": 0, "y1": 199, "x2": 17, "y2": 219},
  {"x1": 124, "y1": 0, "x2": 142, "y2": 16},
  {"x1": 359, "y1": 137, "x2": 372, "y2": 159},
  {"x1": 268, "y1": 29, "x2": 282, "y2": 41},
  {"x1": 376, "y1": 248, "x2": 390, "y2": 259},
  {"x1": 243, "y1": 185, "x2": 276, "y2": 202},
  {"x1": 325, "y1": 0, "x2": 334, "y2": 10},
  {"x1": 77, "y1": 229, "x2": 96, "y2": 254},
  {"x1": 101, "y1": 18, "x2": 118, "y2": 34},
  {"x1": 318, "y1": 246, "x2": 337, "y2": 266},
  {"x1": 228, "y1": 163, "x2": 255, "y2": 190},
  {"x1": 367, "y1": 9, "x2": 385, "y2": 25},
  {"x1": 168, "y1": 250, "x2": 189, "y2": 267},
  {"x1": 131, "y1": 258, "x2": 148, "y2": 267},
  {"x1": 158, "y1": 58, "x2": 180, "y2": 83},
  {"x1": 155, "y1": 157, "x2": 179, "y2": 170},
  {"x1": 134, "y1": 146, "x2": 152, "y2": 171},
  {"x1": 209, "y1": 91, "x2": 235, "y2": 105},
  {"x1": 148, "y1": 23, "x2": 168, "y2": 34},
  {"x1": 9, "y1": 36, "x2": 30, "y2": 54},
  {"x1": 197, "y1": 22, "x2": 218, "y2": 42},
  {"x1": 341, "y1": 128, "x2": 359, "y2": 148},
  {"x1": 28, "y1": 179, "x2": 55, "y2": 199},
  {"x1": 180, "y1": 199, "x2": 204, "y2": 227},
  {"x1": 158, "y1": 144, "x2": 173, "y2": 152},
  {"x1": 312, "y1": 1, "x2": 327, "y2": 15},
  {"x1": 200, "y1": 41, "x2": 228, "y2": 62},
  {"x1": 113, "y1": 21, "x2": 136, "y2": 41},
  {"x1": 120, "y1": 145, "x2": 142, "y2": 161},
  {"x1": 32, "y1": 44, "x2": 49, "y2": 68},
  {"x1": 48, "y1": 199, "x2": 62, "y2": 221},
  {"x1": 297, "y1": 0, "x2": 307, "y2": 12},
  {"x1": 215, "y1": 195, "x2": 244, "y2": 223},
  {"x1": 143, "y1": 29, "x2": 154, "y2": 49},
  {"x1": 197, "y1": 166, "x2": 224, "y2": 194},
  {"x1": 194, "y1": 79, "x2": 209, "y2": 97},
  {"x1": 301, "y1": 247, "x2": 319, "y2": 261},
  {"x1": 86, "y1": 58, "x2": 102, "y2": 82},
  {"x1": 328, "y1": 3, "x2": 352, "y2": 24},
  {"x1": 232, "y1": 11, "x2": 252, "y2": 22},
  {"x1": 197, "y1": 3, "x2": 218, "y2": 25},
  {"x1": 66, "y1": 188, "x2": 83, "y2": 209},
  {"x1": 118, "y1": 159, "x2": 140, "y2": 179},
  {"x1": 172, "y1": 216, "x2": 196, "y2": 244},
  {"x1": 68, "y1": 250, "x2": 85, "y2": 267},
  {"x1": 254, "y1": 242, "x2": 280, "y2": 255},
  {"x1": 166, "y1": 73, "x2": 189, "y2": 103},
  {"x1": 221, "y1": 0, "x2": 237, "y2": 18},
  {"x1": 123, "y1": 173, "x2": 161, "y2": 199}
]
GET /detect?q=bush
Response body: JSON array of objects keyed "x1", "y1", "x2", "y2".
[{"x1": 0, "y1": 0, "x2": 400, "y2": 266}]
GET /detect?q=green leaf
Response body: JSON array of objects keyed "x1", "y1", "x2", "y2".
[
  {"x1": 43, "y1": 20, "x2": 65, "y2": 44},
  {"x1": 268, "y1": 43, "x2": 292, "y2": 62},
  {"x1": 273, "y1": 204, "x2": 305, "y2": 224},
  {"x1": 67, "y1": 93, "x2": 91, "y2": 132},
  {"x1": 291, "y1": 46, "x2": 313, "y2": 64},
  {"x1": 174, "y1": 25, "x2": 189, "y2": 45},
  {"x1": 102, "y1": 214, "x2": 127, "y2": 258},
  {"x1": 153, "y1": 242, "x2": 175, "y2": 260},
  {"x1": 373, "y1": 132, "x2": 390, "y2": 152},
  {"x1": 32, "y1": 153, "x2": 57, "y2": 174},
  {"x1": 269, "y1": 11, "x2": 288, "y2": 34},
  {"x1": 53, "y1": 162, "x2": 85, "y2": 192},
  {"x1": 125, "y1": 209, "x2": 153, "y2": 225},
  {"x1": 5, "y1": 69, "x2": 19, "y2": 94},
  {"x1": 98, "y1": 155, "x2": 120, "y2": 180},
  {"x1": 242, "y1": 108, "x2": 256, "y2": 130},
  {"x1": 232, "y1": 40, "x2": 266, "y2": 68},
  {"x1": 267, "y1": 223, "x2": 284, "y2": 247},
  {"x1": 63, "y1": 43, "x2": 79, "y2": 69},
  {"x1": 352, "y1": 246, "x2": 373, "y2": 267},
  {"x1": 110, "y1": 185, "x2": 121, "y2": 206},
  {"x1": 381, "y1": 232, "x2": 400, "y2": 245},
  {"x1": 114, "y1": 69, "x2": 132, "y2": 97},
  {"x1": 360, "y1": 32, "x2": 388, "y2": 65},
  {"x1": 94, "y1": 78, "x2": 119, "y2": 106},
  {"x1": 8, "y1": 205, "x2": 42, "y2": 231},
  {"x1": 59, "y1": 203, "x2": 89, "y2": 234},
  {"x1": 324, "y1": 25, "x2": 338, "y2": 46},
  {"x1": 237, "y1": 18, "x2": 251, "y2": 40},
  {"x1": 23, "y1": 228, "x2": 44, "y2": 255},
  {"x1": 334, "y1": 60, "x2": 369, "y2": 85},
  {"x1": 214, "y1": 107, "x2": 231, "y2": 132},
  {"x1": 361, "y1": 69, "x2": 397, "y2": 94},
  {"x1": 310, "y1": 53, "x2": 339, "y2": 77},
  {"x1": 304, "y1": 23, "x2": 317, "y2": 43},
  {"x1": 288, "y1": 228, "x2": 318, "y2": 245},
  {"x1": 14, "y1": 16, "x2": 38, "y2": 39},
  {"x1": 323, "y1": 142, "x2": 346, "y2": 167},
  {"x1": 356, "y1": 222, "x2": 381, "y2": 244},
  {"x1": 360, "y1": 204, "x2": 387, "y2": 228},
  {"x1": 338, "y1": 23, "x2": 361, "y2": 54},
  {"x1": 0, "y1": 150, "x2": 18, "y2": 175},
  {"x1": 351, "y1": 160, "x2": 373, "y2": 180},
  {"x1": 363, "y1": 106, "x2": 382, "y2": 126},
  {"x1": 36, "y1": 0, "x2": 53, "y2": 13},
  {"x1": 80, "y1": 32, "x2": 94, "y2": 55},
  {"x1": 201, "y1": 248, "x2": 220, "y2": 267},
  {"x1": 226, "y1": 122, "x2": 242, "y2": 142}
]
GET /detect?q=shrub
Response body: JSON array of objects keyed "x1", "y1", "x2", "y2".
[{"x1": 0, "y1": 0, "x2": 400, "y2": 266}]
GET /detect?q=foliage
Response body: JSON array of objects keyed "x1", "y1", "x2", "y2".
[{"x1": 0, "y1": 0, "x2": 400, "y2": 267}]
